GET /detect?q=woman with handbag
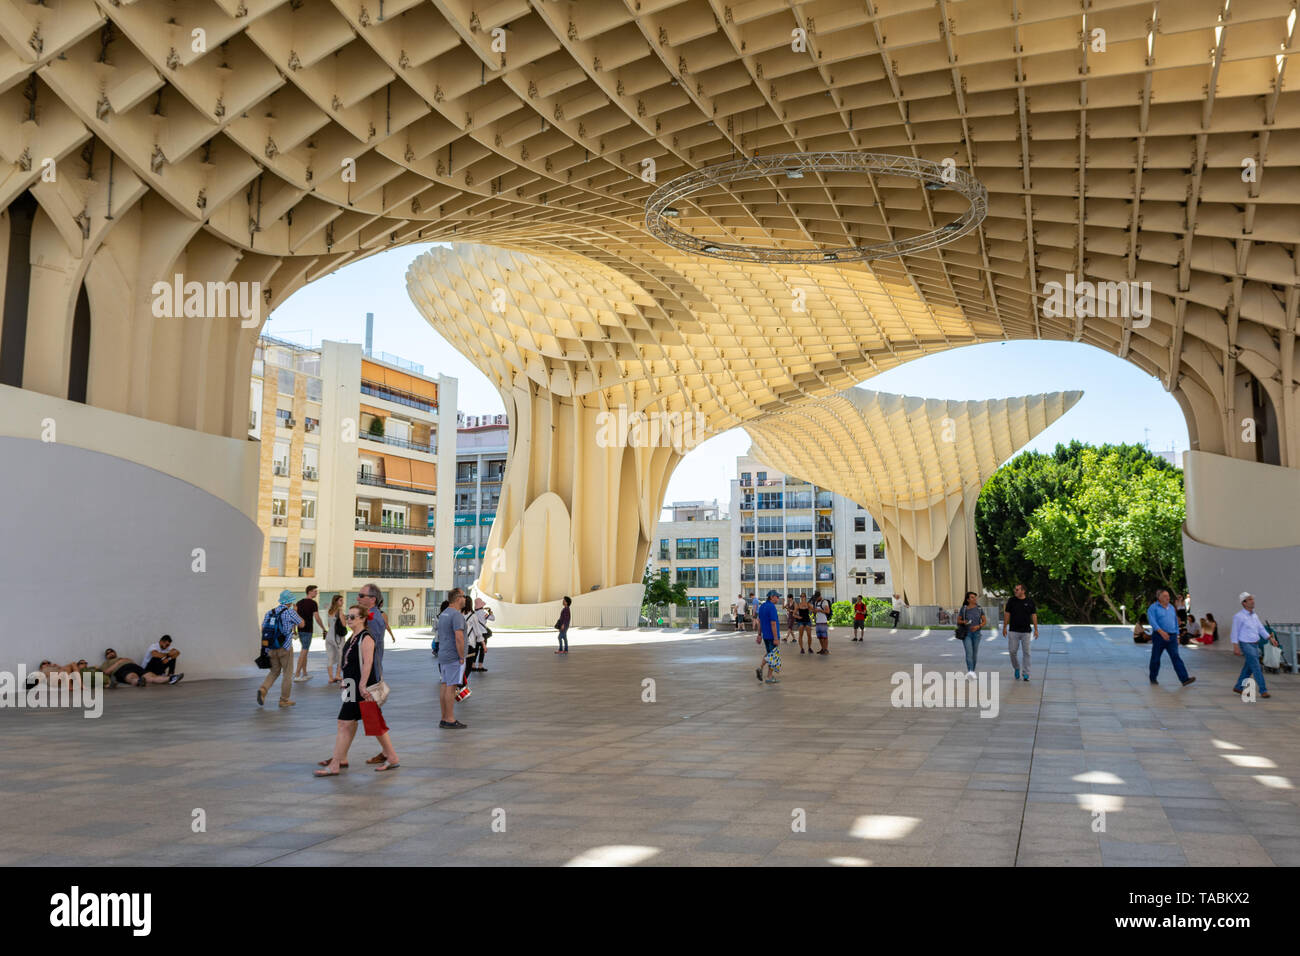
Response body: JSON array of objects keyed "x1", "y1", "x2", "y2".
[
  {"x1": 956, "y1": 592, "x2": 987, "y2": 676},
  {"x1": 314, "y1": 604, "x2": 399, "y2": 776},
  {"x1": 323, "y1": 594, "x2": 346, "y2": 684}
]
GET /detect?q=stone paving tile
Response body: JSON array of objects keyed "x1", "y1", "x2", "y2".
[{"x1": 4, "y1": 624, "x2": 1295, "y2": 866}]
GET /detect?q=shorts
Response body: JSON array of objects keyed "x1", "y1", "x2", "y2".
[
  {"x1": 113, "y1": 663, "x2": 145, "y2": 685},
  {"x1": 438, "y1": 662, "x2": 465, "y2": 685},
  {"x1": 298, "y1": 630, "x2": 313, "y2": 650},
  {"x1": 816, "y1": 623, "x2": 828, "y2": 638},
  {"x1": 763, "y1": 638, "x2": 776, "y2": 654},
  {"x1": 853, "y1": 617, "x2": 865, "y2": 626}
]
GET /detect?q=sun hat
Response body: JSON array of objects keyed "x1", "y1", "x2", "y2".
[{"x1": 279, "y1": 589, "x2": 295, "y2": 604}]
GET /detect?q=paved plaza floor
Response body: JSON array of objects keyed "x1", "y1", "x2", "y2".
[{"x1": 4, "y1": 624, "x2": 1298, "y2": 866}]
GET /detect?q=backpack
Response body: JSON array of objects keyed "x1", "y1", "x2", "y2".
[
  {"x1": 261, "y1": 605, "x2": 290, "y2": 650},
  {"x1": 333, "y1": 613, "x2": 346, "y2": 638}
]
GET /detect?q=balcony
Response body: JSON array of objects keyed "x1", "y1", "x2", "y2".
[
  {"x1": 815, "y1": 493, "x2": 834, "y2": 508},
  {"x1": 740, "y1": 570, "x2": 755, "y2": 581},
  {"x1": 357, "y1": 471, "x2": 437, "y2": 496},
  {"x1": 355, "y1": 520, "x2": 434, "y2": 536},
  {"x1": 302, "y1": 466, "x2": 319, "y2": 480},
  {"x1": 739, "y1": 548, "x2": 755, "y2": 559},
  {"x1": 815, "y1": 548, "x2": 834, "y2": 557},
  {"x1": 739, "y1": 499, "x2": 754, "y2": 511},
  {"x1": 739, "y1": 524, "x2": 755, "y2": 534},
  {"x1": 355, "y1": 568, "x2": 431, "y2": 580},
  {"x1": 361, "y1": 379, "x2": 436, "y2": 412},
  {"x1": 363, "y1": 432, "x2": 436, "y2": 454}
]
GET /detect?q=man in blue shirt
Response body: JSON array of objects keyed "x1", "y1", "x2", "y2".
[
  {"x1": 755, "y1": 590, "x2": 781, "y2": 684},
  {"x1": 1147, "y1": 588, "x2": 1196, "y2": 687},
  {"x1": 1231, "y1": 591, "x2": 1274, "y2": 698}
]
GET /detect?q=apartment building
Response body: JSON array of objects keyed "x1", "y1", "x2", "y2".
[
  {"x1": 249, "y1": 335, "x2": 458, "y2": 627},
  {"x1": 649, "y1": 500, "x2": 732, "y2": 623},
  {"x1": 729, "y1": 454, "x2": 892, "y2": 606},
  {"x1": 453, "y1": 412, "x2": 509, "y2": 592}
]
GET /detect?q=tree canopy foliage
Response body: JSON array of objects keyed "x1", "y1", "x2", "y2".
[{"x1": 975, "y1": 442, "x2": 1185, "y2": 623}]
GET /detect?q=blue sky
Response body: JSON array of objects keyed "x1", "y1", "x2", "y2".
[{"x1": 267, "y1": 245, "x2": 1189, "y2": 507}]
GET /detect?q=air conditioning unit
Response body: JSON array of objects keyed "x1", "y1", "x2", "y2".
[{"x1": 285, "y1": 417, "x2": 297, "y2": 428}]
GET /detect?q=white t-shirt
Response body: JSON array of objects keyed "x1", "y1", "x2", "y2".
[
  {"x1": 814, "y1": 600, "x2": 830, "y2": 625},
  {"x1": 147, "y1": 642, "x2": 176, "y2": 660}
]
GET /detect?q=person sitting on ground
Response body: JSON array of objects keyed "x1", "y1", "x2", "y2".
[
  {"x1": 26, "y1": 659, "x2": 89, "y2": 688},
  {"x1": 1198, "y1": 613, "x2": 1217, "y2": 644},
  {"x1": 101, "y1": 649, "x2": 176, "y2": 686},
  {"x1": 1132, "y1": 613, "x2": 1150, "y2": 643},
  {"x1": 143, "y1": 635, "x2": 183, "y2": 683},
  {"x1": 1186, "y1": 615, "x2": 1201, "y2": 642}
]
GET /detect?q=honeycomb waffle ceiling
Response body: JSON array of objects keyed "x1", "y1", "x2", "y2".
[{"x1": 6, "y1": 0, "x2": 1298, "y2": 421}]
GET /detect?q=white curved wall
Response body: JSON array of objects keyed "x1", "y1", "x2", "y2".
[
  {"x1": 2, "y1": 437, "x2": 263, "y2": 679},
  {"x1": 1183, "y1": 451, "x2": 1300, "y2": 639},
  {"x1": 472, "y1": 583, "x2": 644, "y2": 629}
]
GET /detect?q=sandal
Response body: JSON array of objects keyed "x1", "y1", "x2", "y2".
[
  {"x1": 318, "y1": 758, "x2": 348, "y2": 768},
  {"x1": 374, "y1": 761, "x2": 401, "y2": 772},
  {"x1": 366, "y1": 753, "x2": 386, "y2": 764},
  {"x1": 313, "y1": 767, "x2": 341, "y2": 777}
]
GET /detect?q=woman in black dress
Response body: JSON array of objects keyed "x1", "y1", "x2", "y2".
[{"x1": 315, "y1": 605, "x2": 399, "y2": 775}]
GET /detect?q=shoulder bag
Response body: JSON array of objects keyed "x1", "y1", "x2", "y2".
[{"x1": 353, "y1": 635, "x2": 391, "y2": 706}]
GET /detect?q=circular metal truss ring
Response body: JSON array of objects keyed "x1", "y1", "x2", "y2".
[{"x1": 644, "y1": 151, "x2": 988, "y2": 265}]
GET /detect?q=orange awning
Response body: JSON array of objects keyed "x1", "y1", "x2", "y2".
[
  {"x1": 359, "y1": 403, "x2": 389, "y2": 419},
  {"x1": 410, "y1": 460, "x2": 436, "y2": 492},
  {"x1": 381, "y1": 454, "x2": 412, "y2": 488},
  {"x1": 353, "y1": 541, "x2": 434, "y2": 552}
]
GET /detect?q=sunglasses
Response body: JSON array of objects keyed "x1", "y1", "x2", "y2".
[{"x1": 346, "y1": 613, "x2": 362, "y2": 620}]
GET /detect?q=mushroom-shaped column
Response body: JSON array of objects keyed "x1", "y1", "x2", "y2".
[
  {"x1": 407, "y1": 244, "x2": 709, "y2": 625},
  {"x1": 747, "y1": 388, "x2": 1082, "y2": 607}
]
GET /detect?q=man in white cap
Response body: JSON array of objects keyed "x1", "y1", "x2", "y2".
[
  {"x1": 1231, "y1": 592, "x2": 1274, "y2": 699},
  {"x1": 258, "y1": 590, "x2": 304, "y2": 707}
]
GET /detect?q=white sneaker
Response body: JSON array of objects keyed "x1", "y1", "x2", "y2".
[{"x1": 293, "y1": 675, "x2": 309, "y2": 682}]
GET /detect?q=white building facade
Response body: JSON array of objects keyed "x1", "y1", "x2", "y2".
[
  {"x1": 728, "y1": 454, "x2": 893, "y2": 608},
  {"x1": 649, "y1": 500, "x2": 732, "y2": 624}
]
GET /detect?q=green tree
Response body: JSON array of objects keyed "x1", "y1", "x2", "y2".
[
  {"x1": 976, "y1": 443, "x2": 1184, "y2": 623},
  {"x1": 641, "y1": 566, "x2": 689, "y2": 621}
]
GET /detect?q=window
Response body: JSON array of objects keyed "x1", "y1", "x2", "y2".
[
  {"x1": 277, "y1": 368, "x2": 295, "y2": 395},
  {"x1": 381, "y1": 505, "x2": 407, "y2": 528},
  {"x1": 353, "y1": 547, "x2": 370, "y2": 573},
  {"x1": 387, "y1": 418, "x2": 411, "y2": 443},
  {"x1": 676, "y1": 538, "x2": 698, "y2": 560},
  {"x1": 758, "y1": 515, "x2": 784, "y2": 533},
  {"x1": 676, "y1": 567, "x2": 699, "y2": 588},
  {"x1": 305, "y1": 378, "x2": 322, "y2": 403},
  {"x1": 855, "y1": 544, "x2": 867, "y2": 559},
  {"x1": 699, "y1": 567, "x2": 719, "y2": 589},
  {"x1": 757, "y1": 491, "x2": 782, "y2": 510},
  {"x1": 756, "y1": 471, "x2": 767, "y2": 483},
  {"x1": 268, "y1": 539, "x2": 286, "y2": 575},
  {"x1": 380, "y1": 549, "x2": 409, "y2": 574},
  {"x1": 301, "y1": 496, "x2": 317, "y2": 529},
  {"x1": 698, "y1": 537, "x2": 719, "y2": 559},
  {"x1": 271, "y1": 496, "x2": 288, "y2": 527},
  {"x1": 873, "y1": 543, "x2": 885, "y2": 560},
  {"x1": 785, "y1": 491, "x2": 812, "y2": 509},
  {"x1": 275, "y1": 408, "x2": 292, "y2": 429},
  {"x1": 740, "y1": 472, "x2": 751, "y2": 485},
  {"x1": 759, "y1": 539, "x2": 785, "y2": 557},
  {"x1": 658, "y1": 538, "x2": 669, "y2": 560},
  {"x1": 272, "y1": 443, "x2": 290, "y2": 476},
  {"x1": 304, "y1": 416, "x2": 319, "y2": 434},
  {"x1": 875, "y1": 571, "x2": 886, "y2": 585},
  {"x1": 299, "y1": 541, "x2": 314, "y2": 571},
  {"x1": 786, "y1": 538, "x2": 811, "y2": 555},
  {"x1": 854, "y1": 572, "x2": 869, "y2": 586},
  {"x1": 302, "y1": 445, "x2": 319, "y2": 480},
  {"x1": 854, "y1": 516, "x2": 866, "y2": 532},
  {"x1": 784, "y1": 516, "x2": 811, "y2": 533}
]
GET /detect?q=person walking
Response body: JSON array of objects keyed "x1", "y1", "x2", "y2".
[
  {"x1": 555, "y1": 595, "x2": 572, "y2": 653},
  {"x1": 437, "y1": 589, "x2": 468, "y2": 728},
  {"x1": 784, "y1": 593, "x2": 797, "y2": 643},
  {"x1": 315, "y1": 604, "x2": 399, "y2": 775},
  {"x1": 851, "y1": 596, "x2": 866, "y2": 641},
  {"x1": 456, "y1": 598, "x2": 491, "y2": 702},
  {"x1": 293, "y1": 586, "x2": 326, "y2": 682},
  {"x1": 890, "y1": 594, "x2": 903, "y2": 628},
  {"x1": 1002, "y1": 583, "x2": 1038, "y2": 682},
  {"x1": 755, "y1": 589, "x2": 782, "y2": 684},
  {"x1": 1231, "y1": 592, "x2": 1275, "y2": 698},
  {"x1": 323, "y1": 594, "x2": 346, "y2": 684},
  {"x1": 795, "y1": 592, "x2": 813, "y2": 653},
  {"x1": 812, "y1": 591, "x2": 831, "y2": 654},
  {"x1": 468, "y1": 598, "x2": 495, "y2": 672},
  {"x1": 957, "y1": 592, "x2": 986, "y2": 676},
  {"x1": 258, "y1": 590, "x2": 303, "y2": 707},
  {"x1": 1147, "y1": 589, "x2": 1196, "y2": 687}
]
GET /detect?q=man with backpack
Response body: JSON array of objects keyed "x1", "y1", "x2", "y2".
[{"x1": 258, "y1": 589, "x2": 304, "y2": 707}]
